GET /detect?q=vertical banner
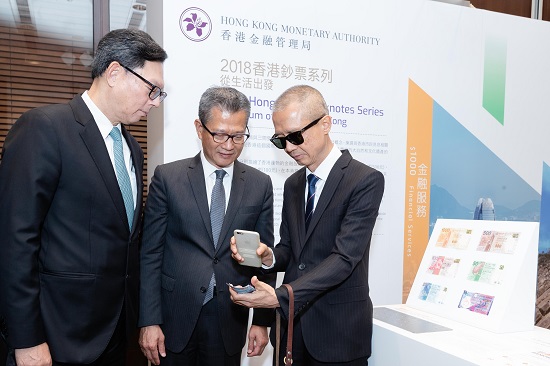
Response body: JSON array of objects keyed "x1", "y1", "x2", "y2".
[{"x1": 403, "y1": 79, "x2": 432, "y2": 302}]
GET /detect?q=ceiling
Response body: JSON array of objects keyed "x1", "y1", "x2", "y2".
[{"x1": 1, "y1": 0, "x2": 147, "y2": 44}]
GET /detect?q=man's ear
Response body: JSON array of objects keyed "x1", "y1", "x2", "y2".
[
  {"x1": 194, "y1": 119, "x2": 203, "y2": 140},
  {"x1": 322, "y1": 115, "x2": 332, "y2": 134},
  {"x1": 105, "y1": 61, "x2": 123, "y2": 86}
]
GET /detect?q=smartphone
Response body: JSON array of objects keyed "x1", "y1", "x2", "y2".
[
  {"x1": 227, "y1": 283, "x2": 256, "y2": 294},
  {"x1": 234, "y1": 229, "x2": 262, "y2": 267}
]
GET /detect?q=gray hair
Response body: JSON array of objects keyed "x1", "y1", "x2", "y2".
[
  {"x1": 198, "y1": 86, "x2": 251, "y2": 125},
  {"x1": 273, "y1": 85, "x2": 329, "y2": 120}
]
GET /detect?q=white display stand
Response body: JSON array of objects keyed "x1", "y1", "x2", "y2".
[
  {"x1": 371, "y1": 219, "x2": 545, "y2": 365},
  {"x1": 406, "y1": 219, "x2": 539, "y2": 333},
  {"x1": 372, "y1": 304, "x2": 550, "y2": 366}
]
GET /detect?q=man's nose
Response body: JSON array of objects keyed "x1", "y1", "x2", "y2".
[
  {"x1": 284, "y1": 142, "x2": 296, "y2": 154},
  {"x1": 221, "y1": 137, "x2": 235, "y2": 148},
  {"x1": 150, "y1": 97, "x2": 162, "y2": 108}
]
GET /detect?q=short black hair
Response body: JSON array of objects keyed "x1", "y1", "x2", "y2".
[{"x1": 90, "y1": 28, "x2": 168, "y2": 79}]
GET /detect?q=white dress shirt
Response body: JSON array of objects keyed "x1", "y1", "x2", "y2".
[
  {"x1": 305, "y1": 144, "x2": 342, "y2": 210},
  {"x1": 81, "y1": 91, "x2": 138, "y2": 208},
  {"x1": 200, "y1": 151, "x2": 234, "y2": 211}
]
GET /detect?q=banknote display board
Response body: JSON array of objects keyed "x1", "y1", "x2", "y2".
[{"x1": 407, "y1": 219, "x2": 538, "y2": 333}]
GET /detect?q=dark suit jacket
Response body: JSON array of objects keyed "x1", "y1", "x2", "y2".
[
  {"x1": 139, "y1": 154, "x2": 275, "y2": 355},
  {"x1": 270, "y1": 149, "x2": 384, "y2": 363},
  {"x1": 0, "y1": 94, "x2": 144, "y2": 363}
]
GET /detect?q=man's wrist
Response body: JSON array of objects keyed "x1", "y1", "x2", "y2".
[{"x1": 261, "y1": 247, "x2": 275, "y2": 269}]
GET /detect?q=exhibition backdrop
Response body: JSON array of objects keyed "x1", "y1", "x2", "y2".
[
  {"x1": 148, "y1": 0, "x2": 413, "y2": 308},
  {"x1": 401, "y1": 2, "x2": 550, "y2": 305},
  {"x1": 148, "y1": 1, "x2": 550, "y2": 363}
]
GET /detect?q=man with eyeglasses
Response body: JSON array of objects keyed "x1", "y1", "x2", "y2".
[
  {"x1": 138, "y1": 86, "x2": 275, "y2": 366},
  {"x1": 0, "y1": 29, "x2": 167, "y2": 366},
  {"x1": 229, "y1": 85, "x2": 385, "y2": 365}
]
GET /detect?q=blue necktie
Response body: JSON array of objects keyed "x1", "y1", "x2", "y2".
[
  {"x1": 204, "y1": 169, "x2": 226, "y2": 304},
  {"x1": 305, "y1": 174, "x2": 319, "y2": 231},
  {"x1": 109, "y1": 127, "x2": 134, "y2": 229}
]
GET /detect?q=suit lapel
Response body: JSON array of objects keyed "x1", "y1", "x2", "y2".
[
  {"x1": 188, "y1": 155, "x2": 214, "y2": 246},
  {"x1": 304, "y1": 151, "x2": 351, "y2": 243},
  {"x1": 77, "y1": 100, "x2": 129, "y2": 231},
  {"x1": 286, "y1": 170, "x2": 307, "y2": 251},
  {"x1": 218, "y1": 161, "x2": 245, "y2": 253}
]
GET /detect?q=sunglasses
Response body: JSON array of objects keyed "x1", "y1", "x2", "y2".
[{"x1": 270, "y1": 115, "x2": 325, "y2": 149}]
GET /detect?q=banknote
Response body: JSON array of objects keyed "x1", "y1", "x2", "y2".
[
  {"x1": 458, "y1": 290, "x2": 494, "y2": 315},
  {"x1": 477, "y1": 230, "x2": 519, "y2": 254},
  {"x1": 477, "y1": 231, "x2": 495, "y2": 252},
  {"x1": 427, "y1": 256, "x2": 445, "y2": 275},
  {"x1": 418, "y1": 282, "x2": 447, "y2": 304},
  {"x1": 467, "y1": 261, "x2": 504, "y2": 285},
  {"x1": 440, "y1": 257, "x2": 460, "y2": 277},
  {"x1": 427, "y1": 256, "x2": 460, "y2": 278},
  {"x1": 436, "y1": 229, "x2": 451, "y2": 247},
  {"x1": 418, "y1": 282, "x2": 431, "y2": 300},
  {"x1": 436, "y1": 228, "x2": 472, "y2": 250},
  {"x1": 426, "y1": 283, "x2": 448, "y2": 304}
]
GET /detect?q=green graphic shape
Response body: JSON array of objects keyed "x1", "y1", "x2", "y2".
[{"x1": 483, "y1": 36, "x2": 507, "y2": 125}]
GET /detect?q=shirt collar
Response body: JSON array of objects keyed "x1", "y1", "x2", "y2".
[
  {"x1": 200, "y1": 151, "x2": 234, "y2": 179},
  {"x1": 306, "y1": 144, "x2": 342, "y2": 181},
  {"x1": 82, "y1": 90, "x2": 118, "y2": 139}
]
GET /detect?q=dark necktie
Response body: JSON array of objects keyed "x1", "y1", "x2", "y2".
[
  {"x1": 305, "y1": 174, "x2": 320, "y2": 231},
  {"x1": 204, "y1": 169, "x2": 226, "y2": 304},
  {"x1": 109, "y1": 127, "x2": 134, "y2": 229}
]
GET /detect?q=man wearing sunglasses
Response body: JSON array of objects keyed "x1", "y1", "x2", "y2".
[
  {"x1": 139, "y1": 86, "x2": 275, "y2": 366},
  {"x1": 0, "y1": 29, "x2": 167, "y2": 365},
  {"x1": 230, "y1": 85, "x2": 385, "y2": 365}
]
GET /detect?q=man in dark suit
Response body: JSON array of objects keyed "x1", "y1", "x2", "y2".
[
  {"x1": 0, "y1": 29, "x2": 167, "y2": 366},
  {"x1": 138, "y1": 86, "x2": 275, "y2": 366},
  {"x1": 230, "y1": 85, "x2": 385, "y2": 365}
]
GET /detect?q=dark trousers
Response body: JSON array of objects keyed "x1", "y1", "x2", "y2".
[
  {"x1": 162, "y1": 293, "x2": 240, "y2": 366},
  {"x1": 276, "y1": 320, "x2": 368, "y2": 366}
]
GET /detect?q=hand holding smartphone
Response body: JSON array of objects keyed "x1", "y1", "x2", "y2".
[{"x1": 234, "y1": 229, "x2": 262, "y2": 267}]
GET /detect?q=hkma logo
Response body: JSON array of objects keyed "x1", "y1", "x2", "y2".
[{"x1": 179, "y1": 7, "x2": 212, "y2": 42}]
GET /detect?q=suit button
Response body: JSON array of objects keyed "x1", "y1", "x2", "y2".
[
  {"x1": 214, "y1": 257, "x2": 219, "y2": 264},
  {"x1": 200, "y1": 286, "x2": 207, "y2": 293},
  {"x1": 298, "y1": 263, "x2": 306, "y2": 270}
]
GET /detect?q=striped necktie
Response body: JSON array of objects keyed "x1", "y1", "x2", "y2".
[
  {"x1": 305, "y1": 174, "x2": 319, "y2": 231},
  {"x1": 204, "y1": 169, "x2": 226, "y2": 304},
  {"x1": 109, "y1": 127, "x2": 134, "y2": 229}
]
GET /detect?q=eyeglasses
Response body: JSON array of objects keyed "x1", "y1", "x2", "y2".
[
  {"x1": 119, "y1": 63, "x2": 167, "y2": 102},
  {"x1": 270, "y1": 115, "x2": 325, "y2": 149},
  {"x1": 201, "y1": 122, "x2": 250, "y2": 144}
]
